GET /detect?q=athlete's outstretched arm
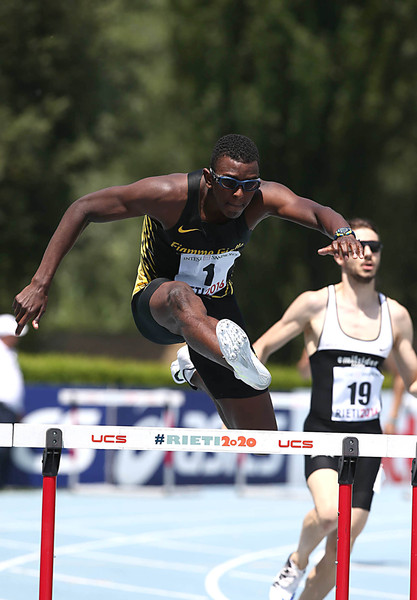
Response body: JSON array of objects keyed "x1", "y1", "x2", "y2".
[
  {"x1": 253, "y1": 291, "x2": 317, "y2": 364},
  {"x1": 13, "y1": 174, "x2": 187, "y2": 334},
  {"x1": 389, "y1": 300, "x2": 417, "y2": 397},
  {"x1": 381, "y1": 353, "x2": 406, "y2": 434},
  {"x1": 248, "y1": 181, "x2": 364, "y2": 260}
]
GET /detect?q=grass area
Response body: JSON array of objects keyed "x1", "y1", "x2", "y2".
[{"x1": 20, "y1": 352, "x2": 394, "y2": 390}]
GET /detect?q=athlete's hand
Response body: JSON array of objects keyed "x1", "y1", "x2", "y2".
[
  {"x1": 383, "y1": 420, "x2": 397, "y2": 435},
  {"x1": 13, "y1": 282, "x2": 49, "y2": 335},
  {"x1": 317, "y1": 235, "x2": 363, "y2": 260}
]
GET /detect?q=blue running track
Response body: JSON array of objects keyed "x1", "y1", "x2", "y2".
[{"x1": 0, "y1": 483, "x2": 411, "y2": 599}]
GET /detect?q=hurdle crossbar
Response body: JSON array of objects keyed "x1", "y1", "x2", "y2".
[
  {"x1": 5, "y1": 424, "x2": 417, "y2": 600},
  {"x1": 9, "y1": 423, "x2": 417, "y2": 457}
]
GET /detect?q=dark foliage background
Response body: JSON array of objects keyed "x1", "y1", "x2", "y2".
[{"x1": 2, "y1": 1, "x2": 417, "y2": 362}]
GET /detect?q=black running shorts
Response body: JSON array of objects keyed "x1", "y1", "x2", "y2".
[
  {"x1": 303, "y1": 414, "x2": 382, "y2": 511},
  {"x1": 131, "y1": 279, "x2": 266, "y2": 400},
  {"x1": 304, "y1": 454, "x2": 381, "y2": 511}
]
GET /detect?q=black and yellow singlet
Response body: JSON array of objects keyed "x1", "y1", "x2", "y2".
[{"x1": 132, "y1": 169, "x2": 252, "y2": 298}]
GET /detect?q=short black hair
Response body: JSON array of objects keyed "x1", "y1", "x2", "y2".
[
  {"x1": 348, "y1": 217, "x2": 379, "y2": 236},
  {"x1": 210, "y1": 134, "x2": 260, "y2": 170}
]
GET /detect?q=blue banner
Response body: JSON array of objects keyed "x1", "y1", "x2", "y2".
[{"x1": 9, "y1": 385, "x2": 296, "y2": 487}]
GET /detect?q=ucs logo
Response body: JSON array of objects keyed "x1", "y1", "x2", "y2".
[
  {"x1": 91, "y1": 435, "x2": 127, "y2": 444},
  {"x1": 278, "y1": 440, "x2": 313, "y2": 449}
]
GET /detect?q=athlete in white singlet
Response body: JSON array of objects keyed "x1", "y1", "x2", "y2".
[
  {"x1": 254, "y1": 218, "x2": 417, "y2": 600},
  {"x1": 307, "y1": 284, "x2": 392, "y2": 429}
]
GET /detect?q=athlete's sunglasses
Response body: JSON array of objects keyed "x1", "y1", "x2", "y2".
[
  {"x1": 360, "y1": 240, "x2": 383, "y2": 253},
  {"x1": 210, "y1": 168, "x2": 261, "y2": 192}
]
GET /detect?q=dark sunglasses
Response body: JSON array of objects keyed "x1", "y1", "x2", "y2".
[
  {"x1": 360, "y1": 240, "x2": 383, "y2": 253},
  {"x1": 210, "y1": 168, "x2": 261, "y2": 192}
]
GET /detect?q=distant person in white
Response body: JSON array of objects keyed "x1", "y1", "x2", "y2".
[{"x1": 0, "y1": 314, "x2": 28, "y2": 487}]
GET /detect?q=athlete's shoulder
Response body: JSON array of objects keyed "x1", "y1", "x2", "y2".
[
  {"x1": 300, "y1": 286, "x2": 328, "y2": 307},
  {"x1": 255, "y1": 180, "x2": 294, "y2": 208},
  {"x1": 384, "y1": 296, "x2": 416, "y2": 347},
  {"x1": 386, "y1": 296, "x2": 413, "y2": 324},
  {"x1": 125, "y1": 172, "x2": 189, "y2": 227},
  {"x1": 244, "y1": 180, "x2": 294, "y2": 227},
  {"x1": 246, "y1": 178, "x2": 320, "y2": 229},
  {"x1": 287, "y1": 287, "x2": 328, "y2": 318},
  {"x1": 136, "y1": 172, "x2": 188, "y2": 197},
  {"x1": 259, "y1": 179, "x2": 289, "y2": 194}
]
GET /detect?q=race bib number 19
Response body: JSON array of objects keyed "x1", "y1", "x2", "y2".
[
  {"x1": 331, "y1": 365, "x2": 383, "y2": 422},
  {"x1": 175, "y1": 251, "x2": 240, "y2": 296}
]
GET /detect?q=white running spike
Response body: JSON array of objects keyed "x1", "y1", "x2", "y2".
[{"x1": 216, "y1": 319, "x2": 271, "y2": 391}]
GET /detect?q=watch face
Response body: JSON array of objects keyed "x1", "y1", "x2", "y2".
[
  {"x1": 334, "y1": 227, "x2": 355, "y2": 239},
  {"x1": 336, "y1": 227, "x2": 351, "y2": 235}
]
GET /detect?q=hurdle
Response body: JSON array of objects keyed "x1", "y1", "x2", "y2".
[
  {"x1": 234, "y1": 391, "x2": 309, "y2": 492},
  {"x1": 336, "y1": 437, "x2": 358, "y2": 600},
  {"x1": 57, "y1": 387, "x2": 185, "y2": 489},
  {"x1": 6, "y1": 424, "x2": 417, "y2": 599},
  {"x1": 39, "y1": 429, "x2": 62, "y2": 600}
]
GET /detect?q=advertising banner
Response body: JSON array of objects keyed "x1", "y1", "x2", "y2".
[{"x1": 8, "y1": 385, "x2": 405, "y2": 487}]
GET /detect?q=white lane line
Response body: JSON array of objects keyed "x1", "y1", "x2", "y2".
[
  {"x1": 0, "y1": 520, "x2": 277, "y2": 573},
  {"x1": 0, "y1": 551, "x2": 39, "y2": 572},
  {"x1": 205, "y1": 545, "x2": 294, "y2": 600},
  {"x1": 12, "y1": 567, "x2": 208, "y2": 599},
  {"x1": 205, "y1": 545, "x2": 409, "y2": 600}
]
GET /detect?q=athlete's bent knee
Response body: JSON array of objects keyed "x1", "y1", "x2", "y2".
[
  {"x1": 164, "y1": 284, "x2": 207, "y2": 331},
  {"x1": 316, "y1": 509, "x2": 338, "y2": 535},
  {"x1": 166, "y1": 283, "x2": 197, "y2": 310}
]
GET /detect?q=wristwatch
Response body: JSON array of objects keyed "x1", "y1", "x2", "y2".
[{"x1": 333, "y1": 227, "x2": 356, "y2": 240}]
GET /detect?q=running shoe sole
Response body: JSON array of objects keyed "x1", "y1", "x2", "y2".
[
  {"x1": 216, "y1": 319, "x2": 271, "y2": 390},
  {"x1": 269, "y1": 556, "x2": 305, "y2": 600}
]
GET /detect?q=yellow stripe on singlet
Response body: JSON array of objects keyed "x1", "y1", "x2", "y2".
[{"x1": 132, "y1": 217, "x2": 157, "y2": 296}]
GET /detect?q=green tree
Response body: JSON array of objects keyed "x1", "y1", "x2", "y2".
[
  {"x1": 3, "y1": 0, "x2": 417, "y2": 362},
  {"x1": 0, "y1": 1, "x2": 124, "y2": 307},
  {"x1": 0, "y1": 0, "x2": 180, "y2": 333},
  {"x1": 167, "y1": 0, "x2": 417, "y2": 360}
]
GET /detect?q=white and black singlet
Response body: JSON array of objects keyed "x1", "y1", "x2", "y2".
[
  {"x1": 304, "y1": 285, "x2": 394, "y2": 510},
  {"x1": 305, "y1": 285, "x2": 393, "y2": 435}
]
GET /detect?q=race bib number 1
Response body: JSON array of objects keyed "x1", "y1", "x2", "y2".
[{"x1": 175, "y1": 251, "x2": 240, "y2": 296}]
